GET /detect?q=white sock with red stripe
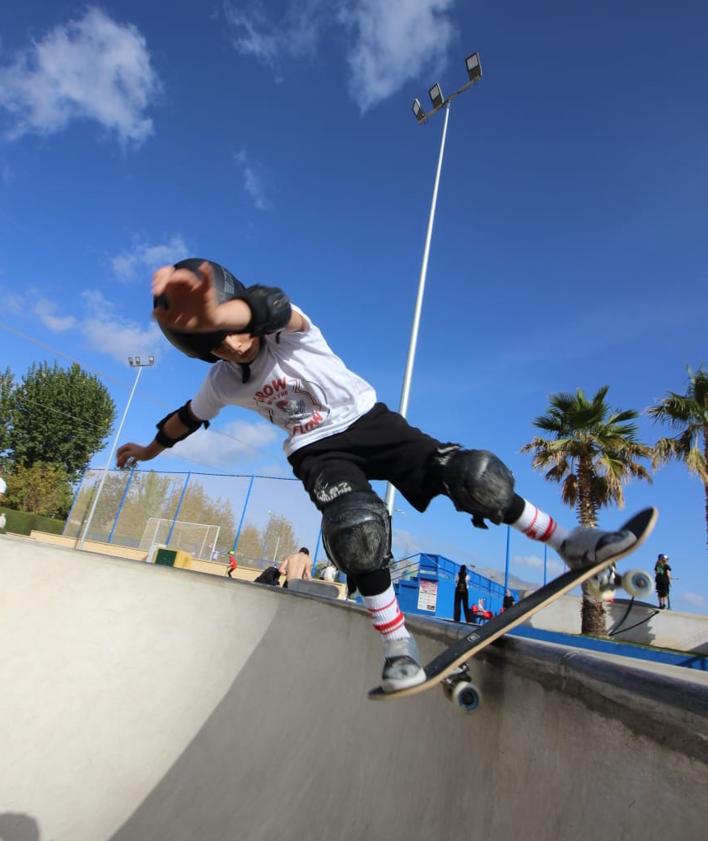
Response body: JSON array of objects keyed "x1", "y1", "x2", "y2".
[
  {"x1": 363, "y1": 585, "x2": 410, "y2": 651},
  {"x1": 510, "y1": 499, "x2": 568, "y2": 551}
]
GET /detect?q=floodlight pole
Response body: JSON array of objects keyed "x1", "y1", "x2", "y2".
[
  {"x1": 78, "y1": 355, "x2": 154, "y2": 549},
  {"x1": 384, "y1": 106, "x2": 449, "y2": 521},
  {"x1": 385, "y1": 55, "x2": 482, "y2": 517}
]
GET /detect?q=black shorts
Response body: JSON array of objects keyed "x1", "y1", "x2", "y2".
[
  {"x1": 288, "y1": 403, "x2": 444, "y2": 513},
  {"x1": 655, "y1": 578, "x2": 670, "y2": 598}
]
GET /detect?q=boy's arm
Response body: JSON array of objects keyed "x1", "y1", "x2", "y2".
[
  {"x1": 285, "y1": 309, "x2": 308, "y2": 333},
  {"x1": 213, "y1": 293, "x2": 307, "y2": 333},
  {"x1": 116, "y1": 402, "x2": 207, "y2": 468},
  {"x1": 153, "y1": 262, "x2": 294, "y2": 336}
]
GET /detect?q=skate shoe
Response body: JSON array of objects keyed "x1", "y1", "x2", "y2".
[
  {"x1": 559, "y1": 526, "x2": 636, "y2": 571},
  {"x1": 381, "y1": 637, "x2": 426, "y2": 693}
]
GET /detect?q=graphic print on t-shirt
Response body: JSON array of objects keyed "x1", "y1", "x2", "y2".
[{"x1": 253, "y1": 375, "x2": 330, "y2": 437}]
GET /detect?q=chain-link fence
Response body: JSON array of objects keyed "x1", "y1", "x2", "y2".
[{"x1": 64, "y1": 468, "x2": 323, "y2": 566}]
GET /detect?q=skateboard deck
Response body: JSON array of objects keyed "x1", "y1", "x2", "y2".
[{"x1": 369, "y1": 506, "x2": 657, "y2": 703}]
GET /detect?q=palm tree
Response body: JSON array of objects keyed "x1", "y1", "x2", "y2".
[
  {"x1": 648, "y1": 366, "x2": 708, "y2": 548},
  {"x1": 521, "y1": 386, "x2": 653, "y2": 635}
]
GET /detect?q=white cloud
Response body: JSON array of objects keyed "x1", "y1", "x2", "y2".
[
  {"x1": 341, "y1": 0, "x2": 456, "y2": 112},
  {"x1": 34, "y1": 298, "x2": 78, "y2": 332},
  {"x1": 0, "y1": 7, "x2": 161, "y2": 144},
  {"x1": 82, "y1": 315, "x2": 163, "y2": 363},
  {"x1": 234, "y1": 149, "x2": 271, "y2": 210},
  {"x1": 165, "y1": 419, "x2": 280, "y2": 468},
  {"x1": 112, "y1": 236, "x2": 190, "y2": 281},
  {"x1": 225, "y1": 5, "x2": 282, "y2": 69},
  {"x1": 79, "y1": 289, "x2": 162, "y2": 362},
  {"x1": 3, "y1": 290, "x2": 25, "y2": 314},
  {"x1": 512, "y1": 553, "x2": 564, "y2": 577},
  {"x1": 224, "y1": 0, "x2": 327, "y2": 77},
  {"x1": 681, "y1": 592, "x2": 705, "y2": 608},
  {"x1": 393, "y1": 527, "x2": 423, "y2": 558},
  {"x1": 223, "y1": 0, "x2": 457, "y2": 112},
  {"x1": 23, "y1": 288, "x2": 161, "y2": 364}
]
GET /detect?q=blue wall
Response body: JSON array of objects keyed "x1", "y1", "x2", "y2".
[{"x1": 395, "y1": 553, "x2": 519, "y2": 622}]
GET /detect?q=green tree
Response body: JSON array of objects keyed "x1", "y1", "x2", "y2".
[
  {"x1": 0, "y1": 367, "x2": 14, "y2": 457},
  {"x1": 521, "y1": 386, "x2": 652, "y2": 635},
  {"x1": 4, "y1": 462, "x2": 72, "y2": 517},
  {"x1": 262, "y1": 512, "x2": 297, "y2": 564},
  {"x1": 105, "y1": 471, "x2": 180, "y2": 546},
  {"x1": 9, "y1": 362, "x2": 115, "y2": 481},
  {"x1": 234, "y1": 523, "x2": 263, "y2": 562},
  {"x1": 648, "y1": 366, "x2": 708, "y2": 549}
]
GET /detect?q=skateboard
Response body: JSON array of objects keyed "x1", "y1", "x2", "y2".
[{"x1": 368, "y1": 507, "x2": 657, "y2": 711}]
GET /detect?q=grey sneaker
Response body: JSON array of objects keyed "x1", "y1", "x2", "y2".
[
  {"x1": 559, "y1": 527, "x2": 636, "y2": 571},
  {"x1": 381, "y1": 637, "x2": 426, "y2": 693}
]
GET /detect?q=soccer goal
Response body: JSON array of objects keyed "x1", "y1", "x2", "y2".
[{"x1": 140, "y1": 517, "x2": 221, "y2": 561}]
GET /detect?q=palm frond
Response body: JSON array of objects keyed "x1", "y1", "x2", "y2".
[
  {"x1": 685, "y1": 447, "x2": 708, "y2": 483},
  {"x1": 652, "y1": 429, "x2": 695, "y2": 467}
]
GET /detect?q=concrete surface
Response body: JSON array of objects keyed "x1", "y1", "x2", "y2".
[
  {"x1": 1, "y1": 534, "x2": 707, "y2": 841},
  {"x1": 27, "y1": 528, "x2": 350, "y2": 597}
]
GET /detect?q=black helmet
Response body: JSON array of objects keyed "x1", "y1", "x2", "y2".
[{"x1": 155, "y1": 258, "x2": 245, "y2": 363}]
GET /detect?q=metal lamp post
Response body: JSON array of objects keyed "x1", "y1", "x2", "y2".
[
  {"x1": 77, "y1": 354, "x2": 155, "y2": 549},
  {"x1": 385, "y1": 53, "x2": 483, "y2": 515}
]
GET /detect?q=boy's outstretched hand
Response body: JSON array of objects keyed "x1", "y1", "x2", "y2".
[
  {"x1": 116, "y1": 442, "x2": 157, "y2": 469},
  {"x1": 152, "y1": 261, "x2": 224, "y2": 333}
]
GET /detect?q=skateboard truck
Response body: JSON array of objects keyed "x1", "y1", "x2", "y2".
[
  {"x1": 441, "y1": 664, "x2": 482, "y2": 713},
  {"x1": 585, "y1": 567, "x2": 653, "y2": 601}
]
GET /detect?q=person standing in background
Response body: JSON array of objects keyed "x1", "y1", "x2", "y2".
[
  {"x1": 654, "y1": 554, "x2": 672, "y2": 609},
  {"x1": 453, "y1": 565, "x2": 472, "y2": 623}
]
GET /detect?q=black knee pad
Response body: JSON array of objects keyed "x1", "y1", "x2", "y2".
[
  {"x1": 435, "y1": 447, "x2": 515, "y2": 528},
  {"x1": 321, "y1": 491, "x2": 391, "y2": 576}
]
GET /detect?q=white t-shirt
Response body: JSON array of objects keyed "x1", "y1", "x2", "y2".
[
  {"x1": 190, "y1": 307, "x2": 377, "y2": 457},
  {"x1": 0, "y1": 477, "x2": 6, "y2": 495}
]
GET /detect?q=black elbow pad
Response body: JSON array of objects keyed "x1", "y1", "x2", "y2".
[
  {"x1": 155, "y1": 401, "x2": 210, "y2": 448},
  {"x1": 237, "y1": 285, "x2": 291, "y2": 336}
]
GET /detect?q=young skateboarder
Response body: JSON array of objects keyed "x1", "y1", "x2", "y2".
[{"x1": 116, "y1": 259, "x2": 638, "y2": 692}]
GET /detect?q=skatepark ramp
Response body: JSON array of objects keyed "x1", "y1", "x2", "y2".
[{"x1": 1, "y1": 534, "x2": 707, "y2": 841}]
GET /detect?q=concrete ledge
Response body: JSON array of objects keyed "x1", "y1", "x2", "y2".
[
  {"x1": 484, "y1": 635, "x2": 708, "y2": 764},
  {"x1": 29, "y1": 530, "x2": 148, "y2": 561}
]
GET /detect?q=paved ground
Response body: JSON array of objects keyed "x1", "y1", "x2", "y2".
[{"x1": 1, "y1": 535, "x2": 707, "y2": 841}]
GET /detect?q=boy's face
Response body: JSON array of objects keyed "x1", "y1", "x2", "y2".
[{"x1": 211, "y1": 333, "x2": 261, "y2": 364}]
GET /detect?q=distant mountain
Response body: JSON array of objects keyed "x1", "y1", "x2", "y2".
[{"x1": 473, "y1": 566, "x2": 539, "y2": 593}]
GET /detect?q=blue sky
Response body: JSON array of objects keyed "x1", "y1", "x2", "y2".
[{"x1": 1, "y1": 1, "x2": 706, "y2": 611}]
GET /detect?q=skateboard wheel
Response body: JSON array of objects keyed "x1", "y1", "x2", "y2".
[
  {"x1": 622, "y1": 569, "x2": 653, "y2": 599},
  {"x1": 450, "y1": 681, "x2": 481, "y2": 713}
]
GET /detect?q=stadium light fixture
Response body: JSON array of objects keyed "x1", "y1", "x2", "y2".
[
  {"x1": 428, "y1": 83, "x2": 444, "y2": 110},
  {"x1": 465, "y1": 52, "x2": 482, "y2": 82},
  {"x1": 412, "y1": 98, "x2": 426, "y2": 123}
]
